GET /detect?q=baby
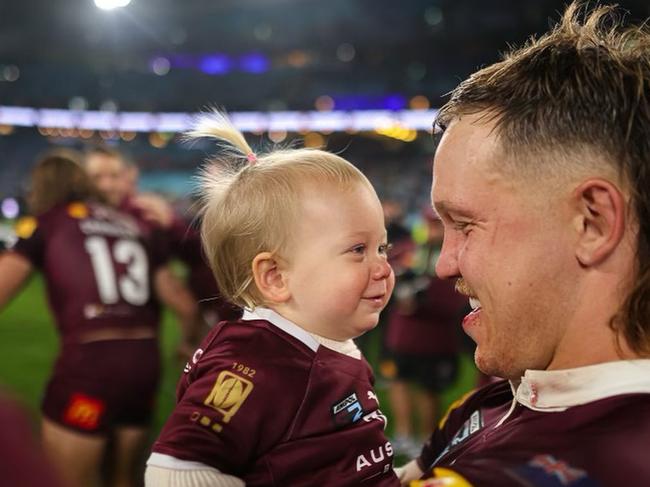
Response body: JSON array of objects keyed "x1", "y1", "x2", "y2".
[{"x1": 145, "y1": 112, "x2": 398, "y2": 486}]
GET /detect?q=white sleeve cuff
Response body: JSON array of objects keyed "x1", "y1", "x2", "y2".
[
  {"x1": 394, "y1": 459, "x2": 424, "y2": 486},
  {"x1": 145, "y1": 453, "x2": 245, "y2": 487}
]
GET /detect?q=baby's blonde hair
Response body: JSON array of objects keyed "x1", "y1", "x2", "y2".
[{"x1": 193, "y1": 111, "x2": 373, "y2": 309}]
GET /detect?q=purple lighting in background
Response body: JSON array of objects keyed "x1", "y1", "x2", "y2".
[
  {"x1": 159, "y1": 52, "x2": 270, "y2": 75},
  {"x1": 384, "y1": 94, "x2": 407, "y2": 110},
  {"x1": 1, "y1": 198, "x2": 19, "y2": 219},
  {"x1": 239, "y1": 53, "x2": 270, "y2": 74},
  {"x1": 331, "y1": 94, "x2": 408, "y2": 111},
  {"x1": 199, "y1": 55, "x2": 232, "y2": 75}
]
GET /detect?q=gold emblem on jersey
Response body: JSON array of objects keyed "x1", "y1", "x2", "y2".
[
  {"x1": 67, "y1": 202, "x2": 89, "y2": 219},
  {"x1": 204, "y1": 370, "x2": 254, "y2": 423},
  {"x1": 14, "y1": 216, "x2": 37, "y2": 239}
]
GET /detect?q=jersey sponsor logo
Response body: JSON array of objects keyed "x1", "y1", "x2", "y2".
[
  {"x1": 362, "y1": 409, "x2": 388, "y2": 428},
  {"x1": 67, "y1": 202, "x2": 89, "y2": 219},
  {"x1": 356, "y1": 441, "x2": 394, "y2": 472},
  {"x1": 332, "y1": 392, "x2": 365, "y2": 427},
  {"x1": 367, "y1": 390, "x2": 379, "y2": 404},
  {"x1": 63, "y1": 393, "x2": 105, "y2": 430},
  {"x1": 183, "y1": 348, "x2": 204, "y2": 373},
  {"x1": 14, "y1": 216, "x2": 37, "y2": 239},
  {"x1": 432, "y1": 410, "x2": 483, "y2": 465},
  {"x1": 203, "y1": 370, "x2": 254, "y2": 423},
  {"x1": 510, "y1": 455, "x2": 594, "y2": 487}
]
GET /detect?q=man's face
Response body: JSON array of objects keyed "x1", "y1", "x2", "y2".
[
  {"x1": 431, "y1": 113, "x2": 578, "y2": 380},
  {"x1": 85, "y1": 153, "x2": 128, "y2": 207}
]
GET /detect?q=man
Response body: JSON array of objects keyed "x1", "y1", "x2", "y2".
[
  {"x1": 0, "y1": 151, "x2": 194, "y2": 487},
  {"x1": 84, "y1": 146, "x2": 206, "y2": 350},
  {"x1": 86, "y1": 145, "x2": 242, "y2": 326},
  {"x1": 397, "y1": 3, "x2": 650, "y2": 486}
]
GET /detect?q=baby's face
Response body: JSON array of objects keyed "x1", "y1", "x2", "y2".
[{"x1": 282, "y1": 182, "x2": 395, "y2": 340}]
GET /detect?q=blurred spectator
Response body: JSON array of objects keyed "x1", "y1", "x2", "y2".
[
  {"x1": 357, "y1": 199, "x2": 414, "y2": 363},
  {"x1": 0, "y1": 150, "x2": 190, "y2": 487},
  {"x1": 84, "y1": 146, "x2": 206, "y2": 353},
  {"x1": 383, "y1": 208, "x2": 466, "y2": 456}
]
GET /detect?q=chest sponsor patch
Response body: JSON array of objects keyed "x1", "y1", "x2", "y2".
[
  {"x1": 433, "y1": 410, "x2": 483, "y2": 465},
  {"x1": 203, "y1": 370, "x2": 254, "y2": 423},
  {"x1": 332, "y1": 392, "x2": 365, "y2": 427}
]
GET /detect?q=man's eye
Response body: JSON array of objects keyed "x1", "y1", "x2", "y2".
[{"x1": 453, "y1": 221, "x2": 472, "y2": 234}]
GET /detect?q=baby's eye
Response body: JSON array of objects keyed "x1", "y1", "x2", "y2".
[
  {"x1": 350, "y1": 244, "x2": 366, "y2": 254},
  {"x1": 379, "y1": 243, "x2": 392, "y2": 255}
]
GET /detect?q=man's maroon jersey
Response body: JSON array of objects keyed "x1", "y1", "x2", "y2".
[
  {"x1": 151, "y1": 308, "x2": 399, "y2": 486},
  {"x1": 10, "y1": 201, "x2": 165, "y2": 347},
  {"x1": 415, "y1": 360, "x2": 650, "y2": 486}
]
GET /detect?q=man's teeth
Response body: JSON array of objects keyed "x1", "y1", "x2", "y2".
[{"x1": 469, "y1": 297, "x2": 481, "y2": 310}]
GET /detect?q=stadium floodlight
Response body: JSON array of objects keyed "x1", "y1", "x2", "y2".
[{"x1": 94, "y1": 0, "x2": 131, "y2": 10}]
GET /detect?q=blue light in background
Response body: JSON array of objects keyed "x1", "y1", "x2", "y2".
[
  {"x1": 168, "y1": 54, "x2": 195, "y2": 69},
  {"x1": 239, "y1": 53, "x2": 270, "y2": 74},
  {"x1": 330, "y1": 94, "x2": 408, "y2": 110},
  {"x1": 199, "y1": 54, "x2": 232, "y2": 75},
  {"x1": 383, "y1": 94, "x2": 407, "y2": 110}
]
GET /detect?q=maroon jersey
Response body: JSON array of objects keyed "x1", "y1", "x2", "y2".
[
  {"x1": 385, "y1": 275, "x2": 466, "y2": 355},
  {"x1": 10, "y1": 201, "x2": 165, "y2": 347},
  {"x1": 167, "y1": 217, "x2": 242, "y2": 323},
  {"x1": 416, "y1": 360, "x2": 650, "y2": 486},
  {"x1": 151, "y1": 308, "x2": 399, "y2": 486}
]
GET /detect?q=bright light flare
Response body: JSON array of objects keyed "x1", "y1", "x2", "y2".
[{"x1": 94, "y1": 0, "x2": 131, "y2": 11}]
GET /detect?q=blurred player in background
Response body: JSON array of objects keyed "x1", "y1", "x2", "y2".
[
  {"x1": 145, "y1": 111, "x2": 398, "y2": 486},
  {"x1": 84, "y1": 145, "x2": 241, "y2": 352},
  {"x1": 0, "y1": 151, "x2": 195, "y2": 487},
  {"x1": 397, "y1": 3, "x2": 650, "y2": 485},
  {"x1": 383, "y1": 208, "x2": 465, "y2": 456}
]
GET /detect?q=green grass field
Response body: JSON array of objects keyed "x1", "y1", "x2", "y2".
[{"x1": 0, "y1": 275, "x2": 478, "y2": 457}]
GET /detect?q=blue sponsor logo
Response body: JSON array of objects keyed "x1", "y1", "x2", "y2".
[{"x1": 332, "y1": 392, "x2": 364, "y2": 427}]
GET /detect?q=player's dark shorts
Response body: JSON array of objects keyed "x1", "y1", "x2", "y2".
[
  {"x1": 42, "y1": 338, "x2": 160, "y2": 435},
  {"x1": 392, "y1": 353, "x2": 459, "y2": 393}
]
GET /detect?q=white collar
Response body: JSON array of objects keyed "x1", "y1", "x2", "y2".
[
  {"x1": 242, "y1": 307, "x2": 361, "y2": 359},
  {"x1": 511, "y1": 360, "x2": 650, "y2": 412}
]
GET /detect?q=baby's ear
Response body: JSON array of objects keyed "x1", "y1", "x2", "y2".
[{"x1": 251, "y1": 252, "x2": 291, "y2": 303}]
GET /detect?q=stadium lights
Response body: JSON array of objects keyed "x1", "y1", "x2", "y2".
[
  {"x1": 94, "y1": 0, "x2": 131, "y2": 11},
  {"x1": 0, "y1": 106, "x2": 438, "y2": 133}
]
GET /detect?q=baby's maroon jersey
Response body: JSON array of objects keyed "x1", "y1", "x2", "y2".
[
  {"x1": 10, "y1": 201, "x2": 165, "y2": 346},
  {"x1": 152, "y1": 316, "x2": 399, "y2": 486},
  {"x1": 417, "y1": 376, "x2": 650, "y2": 486}
]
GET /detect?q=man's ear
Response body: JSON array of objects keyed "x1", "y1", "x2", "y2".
[
  {"x1": 572, "y1": 178, "x2": 626, "y2": 267},
  {"x1": 251, "y1": 252, "x2": 291, "y2": 303}
]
